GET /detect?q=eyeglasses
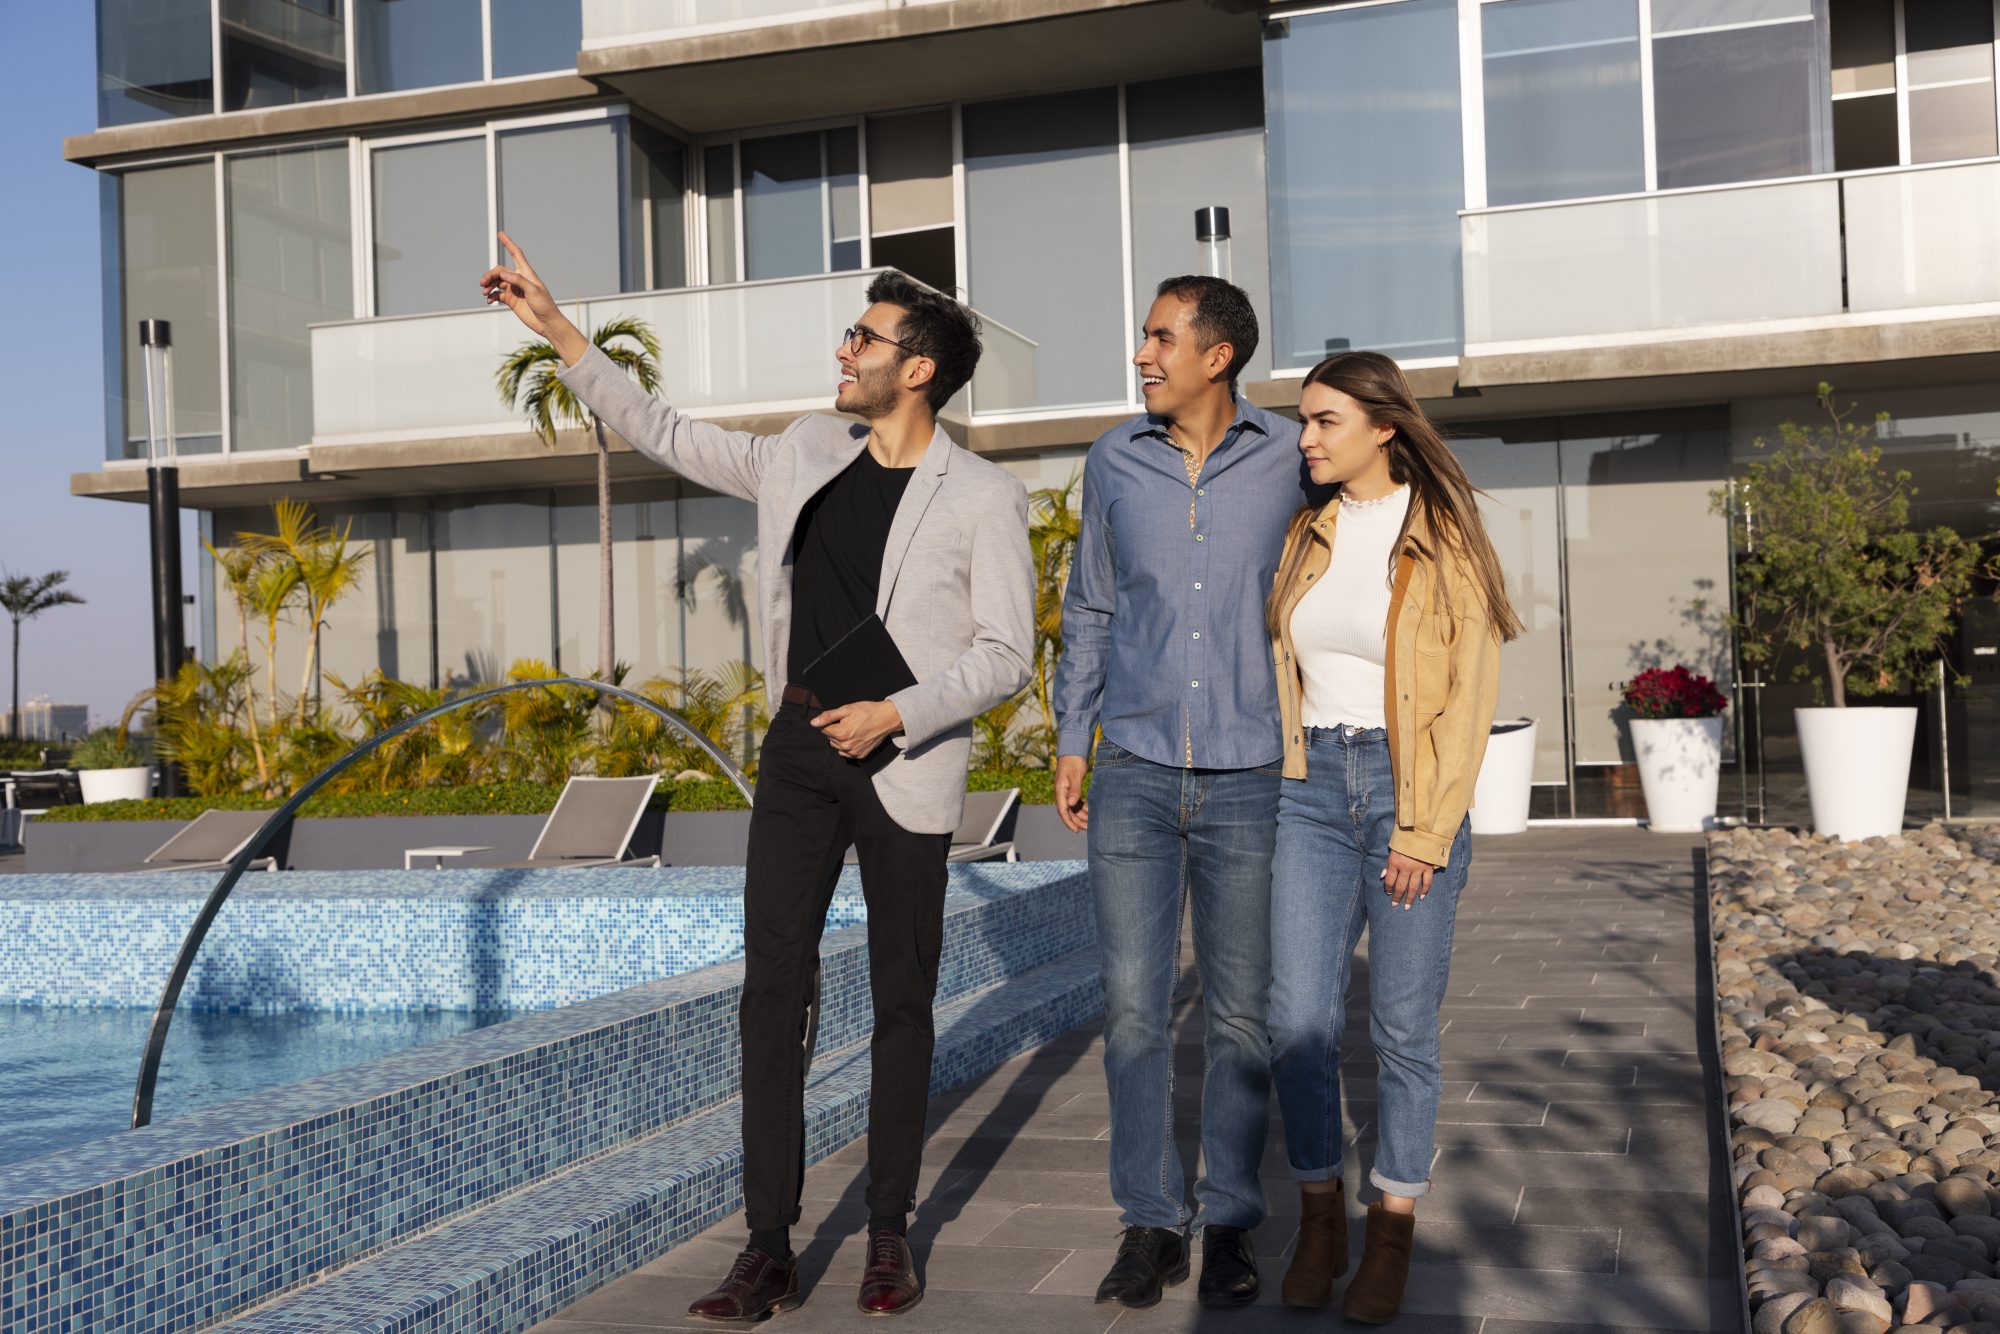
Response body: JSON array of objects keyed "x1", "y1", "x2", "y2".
[{"x1": 841, "y1": 325, "x2": 916, "y2": 355}]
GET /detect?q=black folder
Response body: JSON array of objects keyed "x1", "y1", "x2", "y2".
[{"x1": 799, "y1": 615, "x2": 919, "y2": 774}]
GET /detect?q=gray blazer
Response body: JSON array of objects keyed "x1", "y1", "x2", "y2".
[{"x1": 558, "y1": 346, "x2": 1034, "y2": 835}]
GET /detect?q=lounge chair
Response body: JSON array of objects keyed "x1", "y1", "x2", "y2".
[
  {"x1": 843, "y1": 787, "x2": 1020, "y2": 866},
  {"x1": 109, "y1": 808, "x2": 282, "y2": 874},
  {"x1": 486, "y1": 775, "x2": 663, "y2": 869}
]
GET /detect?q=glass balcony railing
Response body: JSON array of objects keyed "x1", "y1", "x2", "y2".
[
  {"x1": 1460, "y1": 159, "x2": 2000, "y2": 348},
  {"x1": 582, "y1": 0, "x2": 932, "y2": 44},
  {"x1": 310, "y1": 270, "x2": 1037, "y2": 445}
]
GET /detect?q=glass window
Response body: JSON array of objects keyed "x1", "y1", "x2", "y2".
[
  {"x1": 1265, "y1": 0, "x2": 1463, "y2": 367},
  {"x1": 739, "y1": 132, "x2": 826, "y2": 280},
  {"x1": 704, "y1": 144, "x2": 739, "y2": 284},
  {"x1": 866, "y1": 111, "x2": 955, "y2": 293},
  {"x1": 106, "y1": 161, "x2": 225, "y2": 460},
  {"x1": 628, "y1": 120, "x2": 689, "y2": 292},
  {"x1": 497, "y1": 120, "x2": 623, "y2": 301},
  {"x1": 97, "y1": 0, "x2": 213, "y2": 125},
  {"x1": 491, "y1": 0, "x2": 583, "y2": 78},
  {"x1": 963, "y1": 88, "x2": 1127, "y2": 408},
  {"x1": 1652, "y1": 6, "x2": 1831, "y2": 189},
  {"x1": 1652, "y1": 0, "x2": 1813, "y2": 29},
  {"x1": 372, "y1": 137, "x2": 487, "y2": 317},
  {"x1": 1907, "y1": 4, "x2": 1997, "y2": 163},
  {"x1": 1125, "y1": 69, "x2": 1271, "y2": 387},
  {"x1": 354, "y1": 0, "x2": 482, "y2": 94},
  {"x1": 1482, "y1": 0, "x2": 1644, "y2": 205},
  {"x1": 434, "y1": 495, "x2": 554, "y2": 686},
  {"x1": 827, "y1": 127, "x2": 861, "y2": 273},
  {"x1": 227, "y1": 144, "x2": 353, "y2": 452},
  {"x1": 220, "y1": 0, "x2": 346, "y2": 112},
  {"x1": 1831, "y1": 0, "x2": 1898, "y2": 170}
]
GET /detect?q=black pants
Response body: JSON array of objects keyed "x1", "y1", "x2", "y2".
[{"x1": 739, "y1": 703, "x2": 950, "y2": 1231}]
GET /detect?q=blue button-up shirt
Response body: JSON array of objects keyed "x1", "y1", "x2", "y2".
[{"x1": 1054, "y1": 399, "x2": 1312, "y2": 770}]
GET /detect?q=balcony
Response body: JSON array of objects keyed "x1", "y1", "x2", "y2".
[
  {"x1": 1460, "y1": 159, "x2": 2000, "y2": 364},
  {"x1": 582, "y1": 0, "x2": 934, "y2": 45},
  {"x1": 310, "y1": 270, "x2": 1036, "y2": 447}
]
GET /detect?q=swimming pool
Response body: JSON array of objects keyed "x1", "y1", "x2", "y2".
[{"x1": 0, "y1": 1004, "x2": 522, "y2": 1167}]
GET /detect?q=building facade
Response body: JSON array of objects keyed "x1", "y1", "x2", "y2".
[
  {"x1": 2, "y1": 699, "x2": 92, "y2": 743},
  {"x1": 68, "y1": 0, "x2": 2000, "y2": 821}
]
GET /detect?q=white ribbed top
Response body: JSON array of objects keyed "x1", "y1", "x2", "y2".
[{"x1": 1289, "y1": 486, "x2": 1410, "y2": 730}]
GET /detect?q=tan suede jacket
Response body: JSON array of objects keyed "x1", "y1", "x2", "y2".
[{"x1": 1270, "y1": 499, "x2": 1502, "y2": 867}]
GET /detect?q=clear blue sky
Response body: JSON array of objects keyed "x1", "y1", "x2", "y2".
[{"x1": 0, "y1": 0, "x2": 200, "y2": 729}]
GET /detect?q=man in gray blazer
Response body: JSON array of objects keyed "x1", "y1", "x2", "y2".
[{"x1": 481, "y1": 234, "x2": 1033, "y2": 1322}]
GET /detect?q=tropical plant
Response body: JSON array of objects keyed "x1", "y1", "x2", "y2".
[
  {"x1": 69, "y1": 726, "x2": 152, "y2": 771},
  {"x1": 122, "y1": 655, "x2": 258, "y2": 797},
  {"x1": 238, "y1": 499, "x2": 371, "y2": 723},
  {"x1": 1026, "y1": 474, "x2": 1081, "y2": 748},
  {"x1": 1, "y1": 569, "x2": 85, "y2": 741},
  {"x1": 972, "y1": 692, "x2": 1032, "y2": 771},
  {"x1": 1712, "y1": 386, "x2": 1983, "y2": 707},
  {"x1": 497, "y1": 316, "x2": 663, "y2": 684},
  {"x1": 598, "y1": 662, "x2": 769, "y2": 781},
  {"x1": 330, "y1": 671, "x2": 489, "y2": 791},
  {"x1": 495, "y1": 659, "x2": 606, "y2": 784}
]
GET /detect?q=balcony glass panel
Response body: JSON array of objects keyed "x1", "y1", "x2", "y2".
[
  {"x1": 583, "y1": 0, "x2": 858, "y2": 43},
  {"x1": 1265, "y1": 0, "x2": 1463, "y2": 368},
  {"x1": 97, "y1": 0, "x2": 213, "y2": 125},
  {"x1": 105, "y1": 160, "x2": 225, "y2": 460},
  {"x1": 1845, "y1": 162, "x2": 2000, "y2": 311},
  {"x1": 491, "y1": 0, "x2": 584, "y2": 77},
  {"x1": 355, "y1": 0, "x2": 482, "y2": 94},
  {"x1": 227, "y1": 144, "x2": 353, "y2": 452},
  {"x1": 220, "y1": 0, "x2": 346, "y2": 111},
  {"x1": 1462, "y1": 179, "x2": 1843, "y2": 344},
  {"x1": 311, "y1": 271, "x2": 1037, "y2": 443},
  {"x1": 1481, "y1": 0, "x2": 1643, "y2": 206}
]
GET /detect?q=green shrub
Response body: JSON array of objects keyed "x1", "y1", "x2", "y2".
[{"x1": 68, "y1": 727, "x2": 153, "y2": 771}]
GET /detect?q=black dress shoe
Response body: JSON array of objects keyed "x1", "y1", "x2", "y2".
[
  {"x1": 1197, "y1": 1225, "x2": 1260, "y2": 1307},
  {"x1": 857, "y1": 1226, "x2": 922, "y2": 1316},
  {"x1": 687, "y1": 1247, "x2": 803, "y2": 1324},
  {"x1": 1094, "y1": 1226, "x2": 1190, "y2": 1309}
]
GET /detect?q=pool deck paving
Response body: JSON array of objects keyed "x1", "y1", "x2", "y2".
[{"x1": 530, "y1": 829, "x2": 1740, "y2": 1334}]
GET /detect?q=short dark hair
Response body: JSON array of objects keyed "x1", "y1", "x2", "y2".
[
  {"x1": 1153, "y1": 275, "x2": 1259, "y2": 392},
  {"x1": 865, "y1": 270, "x2": 983, "y2": 412}
]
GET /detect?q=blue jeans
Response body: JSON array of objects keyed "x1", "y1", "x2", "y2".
[
  {"x1": 1268, "y1": 726, "x2": 1470, "y2": 1199},
  {"x1": 1088, "y1": 738, "x2": 1280, "y2": 1231}
]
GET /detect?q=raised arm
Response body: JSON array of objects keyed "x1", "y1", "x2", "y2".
[{"x1": 481, "y1": 231, "x2": 777, "y2": 503}]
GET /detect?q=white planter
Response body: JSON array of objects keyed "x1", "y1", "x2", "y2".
[
  {"x1": 1795, "y1": 706, "x2": 1918, "y2": 841},
  {"x1": 1630, "y1": 716, "x2": 1724, "y2": 833},
  {"x1": 79, "y1": 766, "x2": 153, "y2": 804},
  {"x1": 1471, "y1": 719, "x2": 1537, "y2": 835}
]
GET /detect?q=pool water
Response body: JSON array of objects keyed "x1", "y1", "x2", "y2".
[{"x1": 0, "y1": 1005, "x2": 522, "y2": 1169}]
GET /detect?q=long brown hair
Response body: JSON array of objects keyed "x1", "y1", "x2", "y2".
[{"x1": 1265, "y1": 351, "x2": 1523, "y2": 642}]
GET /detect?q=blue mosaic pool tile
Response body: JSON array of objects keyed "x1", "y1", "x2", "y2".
[{"x1": 0, "y1": 862, "x2": 1090, "y2": 1334}]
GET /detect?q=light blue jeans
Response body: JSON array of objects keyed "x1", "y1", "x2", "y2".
[
  {"x1": 1268, "y1": 725, "x2": 1470, "y2": 1199},
  {"x1": 1088, "y1": 738, "x2": 1280, "y2": 1231}
]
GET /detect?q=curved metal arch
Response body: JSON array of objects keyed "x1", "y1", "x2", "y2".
[{"x1": 132, "y1": 677, "x2": 755, "y2": 1129}]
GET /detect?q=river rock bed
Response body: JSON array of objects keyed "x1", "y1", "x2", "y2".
[{"x1": 1710, "y1": 824, "x2": 2000, "y2": 1334}]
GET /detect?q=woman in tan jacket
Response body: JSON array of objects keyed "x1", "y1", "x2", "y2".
[{"x1": 1264, "y1": 352, "x2": 1521, "y2": 1322}]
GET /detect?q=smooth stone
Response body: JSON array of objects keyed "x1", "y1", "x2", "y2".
[{"x1": 1939, "y1": 1179, "x2": 1996, "y2": 1219}]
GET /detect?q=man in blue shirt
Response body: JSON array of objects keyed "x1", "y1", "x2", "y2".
[{"x1": 1054, "y1": 277, "x2": 1312, "y2": 1310}]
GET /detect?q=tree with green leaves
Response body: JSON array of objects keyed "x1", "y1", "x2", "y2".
[
  {"x1": 1, "y1": 570, "x2": 85, "y2": 741},
  {"x1": 497, "y1": 317, "x2": 662, "y2": 686},
  {"x1": 1712, "y1": 385, "x2": 1983, "y2": 708}
]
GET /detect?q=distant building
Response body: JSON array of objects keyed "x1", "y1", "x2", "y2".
[{"x1": 2, "y1": 698, "x2": 90, "y2": 743}]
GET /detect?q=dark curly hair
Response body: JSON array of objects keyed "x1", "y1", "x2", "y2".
[
  {"x1": 866, "y1": 270, "x2": 984, "y2": 412},
  {"x1": 1153, "y1": 274, "x2": 1259, "y2": 392}
]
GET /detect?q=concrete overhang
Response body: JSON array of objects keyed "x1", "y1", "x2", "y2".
[
  {"x1": 583, "y1": 0, "x2": 1261, "y2": 133},
  {"x1": 64, "y1": 73, "x2": 605, "y2": 168}
]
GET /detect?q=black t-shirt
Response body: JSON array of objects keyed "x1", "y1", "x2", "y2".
[{"x1": 787, "y1": 449, "x2": 916, "y2": 684}]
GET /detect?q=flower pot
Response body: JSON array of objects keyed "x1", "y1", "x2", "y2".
[
  {"x1": 1795, "y1": 706, "x2": 1917, "y2": 841},
  {"x1": 1471, "y1": 719, "x2": 1536, "y2": 835},
  {"x1": 79, "y1": 766, "x2": 153, "y2": 804},
  {"x1": 1629, "y1": 716, "x2": 1723, "y2": 833}
]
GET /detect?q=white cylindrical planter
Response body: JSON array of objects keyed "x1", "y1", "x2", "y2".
[
  {"x1": 1630, "y1": 716, "x2": 1724, "y2": 833},
  {"x1": 1795, "y1": 706, "x2": 1918, "y2": 841},
  {"x1": 79, "y1": 766, "x2": 153, "y2": 804},
  {"x1": 1471, "y1": 719, "x2": 1537, "y2": 835}
]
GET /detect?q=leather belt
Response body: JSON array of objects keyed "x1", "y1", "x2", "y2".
[{"x1": 781, "y1": 684, "x2": 823, "y2": 709}]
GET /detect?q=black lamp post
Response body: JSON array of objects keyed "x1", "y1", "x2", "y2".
[{"x1": 139, "y1": 318, "x2": 186, "y2": 797}]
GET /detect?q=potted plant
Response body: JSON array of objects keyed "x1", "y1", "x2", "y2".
[
  {"x1": 1623, "y1": 666, "x2": 1728, "y2": 833},
  {"x1": 70, "y1": 726, "x2": 155, "y2": 803},
  {"x1": 1714, "y1": 386, "x2": 1981, "y2": 841},
  {"x1": 1471, "y1": 719, "x2": 1537, "y2": 835}
]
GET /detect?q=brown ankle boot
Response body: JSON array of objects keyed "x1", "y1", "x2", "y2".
[
  {"x1": 1281, "y1": 1181, "x2": 1349, "y2": 1308},
  {"x1": 1342, "y1": 1202, "x2": 1415, "y2": 1323}
]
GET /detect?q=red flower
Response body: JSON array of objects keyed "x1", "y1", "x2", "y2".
[{"x1": 1622, "y1": 665, "x2": 1729, "y2": 720}]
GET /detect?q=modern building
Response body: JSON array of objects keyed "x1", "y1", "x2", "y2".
[
  {"x1": 2, "y1": 699, "x2": 92, "y2": 743},
  {"x1": 67, "y1": 0, "x2": 2000, "y2": 821}
]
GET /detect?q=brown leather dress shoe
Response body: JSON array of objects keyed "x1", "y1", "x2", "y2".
[
  {"x1": 686, "y1": 1247, "x2": 803, "y2": 1324},
  {"x1": 1281, "y1": 1181, "x2": 1349, "y2": 1307},
  {"x1": 1342, "y1": 1202, "x2": 1416, "y2": 1324},
  {"x1": 857, "y1": 1226, "x2": 922, "y2": 1316}
]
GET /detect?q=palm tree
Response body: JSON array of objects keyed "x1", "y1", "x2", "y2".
[
  {"x1": 1, "y1": 570, "x2": 85, "y2": 741},
  {"x1": 1026, "y1": 473, "x2": 1082, "y2": 748},
  {"x1": 497, "y1": 317, "x2": 662, "y2": 687},
  {"x1": 237, "y1": 499, "x2": 372, "y2": 725}
]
